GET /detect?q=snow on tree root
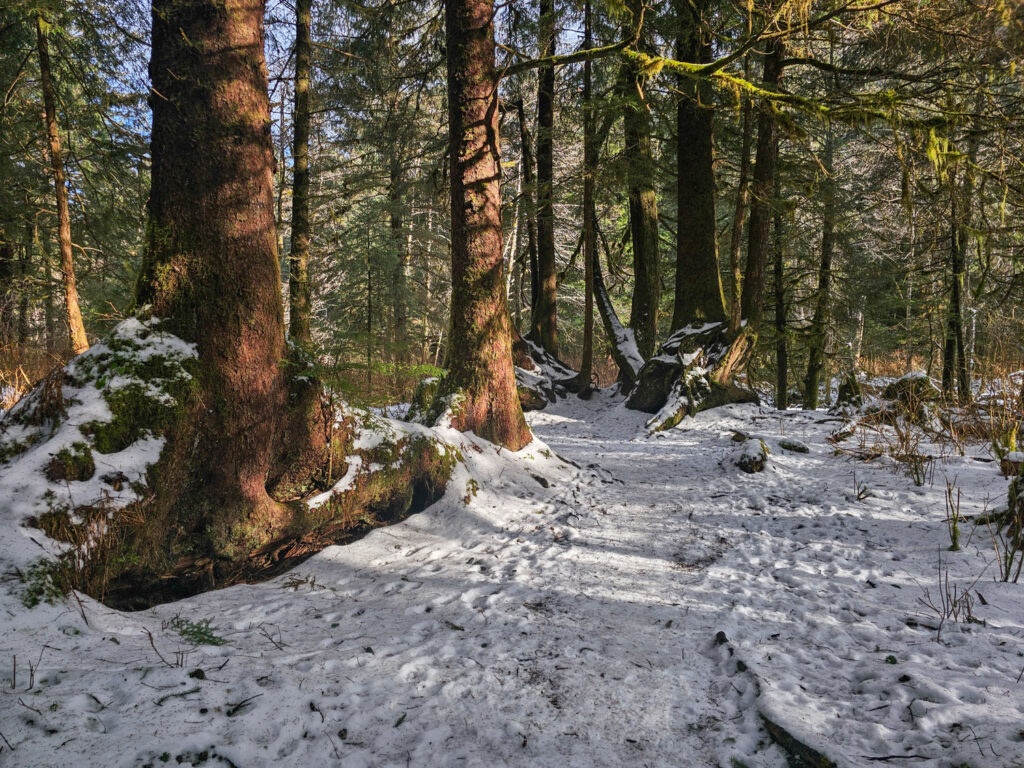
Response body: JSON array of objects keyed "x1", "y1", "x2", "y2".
[{"x1": 627, "y1": 321, "x2": 758, "y2": 432}]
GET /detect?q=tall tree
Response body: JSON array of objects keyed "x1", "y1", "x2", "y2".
[
  {"x1": 532, "y1": 0, "x2": 558, "y2": 354},
  {"x1": 289, "y1": 0, "x2": 313, "y2": 348},
  {"x1": 136, "y1": 0, "x2": 297, "y2": 554},
  {"x1": 739, "y1": 39, "x2": 783, "y2": 329},
  {"x1": 620, "y1": 0, "x2": 661, "y2": 358},
  {"x1": 672, "y1": 0, "x2": 726, "y2": 329},
  {"x1": 439, "y1": 0, "x2": 531, "y2": 449},
  {"x1": 803, "y1": 118, "x2": 835, "y2": 409},
  {"x1": 572, "y1": 0, "x2": 596, "y2": 392},
  {"x1": 36, "y1": 12, "x2": 89, "y2": 355}
]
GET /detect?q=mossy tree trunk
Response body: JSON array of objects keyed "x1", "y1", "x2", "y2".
[
  {"x1": 620, "y1": 0, "x2": 660, "y2": 359},
  {"x1": 739, "y1": 39, "x2": 783, "y2": 331},
  {"x1": 533, "y1": 0, "x2": 558, "y2": 356},
  {"x1": 672, "y1": 0, "x2": 726, "y2": 330},
  {"x1": 441, "y1": 0, "x2": 531, "y2": 450},
  {"x1": 288, "y1": 0, "x2": 313, "y2": 348},
  {"x1": 36, "y1": 13, "x2": 88, "y2": 356},
  {"x1": 136, "y1": 0, "x2": 299, "y2": 557}
]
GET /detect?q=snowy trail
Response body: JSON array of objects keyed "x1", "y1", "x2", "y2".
[{"x1": 2, "y1": 393, "x2": 1023, "y2": 767}]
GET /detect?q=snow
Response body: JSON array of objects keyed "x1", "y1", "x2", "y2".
[{"x1": 2, "y1": 391, "x2": 1023, "y2": 767}]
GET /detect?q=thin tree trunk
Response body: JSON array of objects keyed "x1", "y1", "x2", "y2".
[
  {"x1": 18, "y1": 229, "x2": 31, "y2": 351},
  {"x1": 573, "y1": 0, "x2": 595, "y2": 391},
  {"x1": 514, "y1": 98, "x2": 540, "y2": 318},
  {"x1": 0, "y1": 239, "x2": 14, "y2": 348},
  {"x1": 672, "y1": 0, "x2": 725, "y2": 329},
  {"x1": 288, "y1": 0, "x2": 313, "y2": 347},
  {"x1": 802, "y1": 120, "x2": 834, "y2": 409},
  {"x1": 441, "y1": 0, "x2": 530, "y2": 449},
  {"x1": 36, "y1": 13, "x2": 88, "y2": 355},
  {"x1": 389, "y1": 152, "x2": 408, "y2": 357},
  {"x1": 739, "y1": 39, "x2": 783, "y2": 330},
  {"x1": 773, "y1": 210, "x2": 787, "y2": 409},
  {"x1": 727, "y1": 57, "x2": 753, "y2": 336},
  {"x1": 533, "y1": 0, "x2": 557, "y2": 354},
  {"x1": 40, "y1": 232, "x2": 56, "y2": 355}
]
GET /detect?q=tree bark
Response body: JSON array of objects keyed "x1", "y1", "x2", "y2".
[
  {"x1": 514, "y1": 98, "x2": 540, "y2": 318},
  {"x1": 672, "y1": 0, "x2": 726, "y2": 330},
  {"x1": 136, "y1": 0, "x2": 292, "y2": 555},
  {"x1": 803, "y1": 120, "x2": 834, "y2": 409},
  {"x1": 389, "y1": 152, "x2": 408, "y2": 357},
  {"x1": 533, "y1": 0, "x2": 558, "y2": 355},
  {"x1": 288, "y1": 0, "x2": 313, "y2": 348},
  {"x1": 36, "y1": 13, "x2": 88, "y2": 356},
  {"x1": 441, "y1": 0, "x2": 531, "y2": 449},
  {"x1": 573, "y1": 0, "x2": 595, "y2": 392},
  {"x1": 773, "y1": 210, "x2": 787, "y2": 409},
  {"x1": 739, "y1": 39, "x2": 783, "y2": 330},
  {"x1": 620, "y1": 0, "x2": 660, "y2": 359}
]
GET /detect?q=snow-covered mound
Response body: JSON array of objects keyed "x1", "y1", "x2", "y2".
[{"x1": 1, "y1": 390, "x2": 1022, "y2": 767}]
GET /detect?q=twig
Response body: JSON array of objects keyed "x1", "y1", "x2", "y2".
[
  {"x1": 143, "y1": 628, "x2": 174, "y2": 668},
  {"x1": 155, "y1": 687, "x2": 200, "y2": 706},
  {"x1": 0, "y1": 729, "x2": 13, "y2": 750},
  {"x1": 226, "y1": 693, "x2": 262, "y2": 717}
]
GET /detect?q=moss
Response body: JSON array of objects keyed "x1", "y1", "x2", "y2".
[
  {"x1": 20, "y1": 557, "x2": 69, "y2": 608},
  {"x1": 45, "y1": 442, "x2": 96, "y2": 482},
  {"x1": 406, "y1": 376, "x2": 443, "y2": 423}
]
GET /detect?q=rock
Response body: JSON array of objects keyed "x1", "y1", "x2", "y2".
[
  {"x1": 778, "y1": 438, "x2": 809, "y2": 454},
  {"x1": 830, "y1": 373, "x2": 862, "y2": 413},
  {"x1": 734, "y1": 439, "x2": 769, "y2": 473},
  {"x1": 882, "y1": 372, "x2": 941, "y2": 405}
]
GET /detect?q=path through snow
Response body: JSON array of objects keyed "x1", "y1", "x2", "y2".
[{"x1": 2, "y1": 393, "x2": 1023, "y2": 767}]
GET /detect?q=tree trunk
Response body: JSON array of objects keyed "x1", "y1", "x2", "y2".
[
  {"x1": 0, "y1": 239, "x2": 14, "y2": 347},
  {"x1": 514, "y1": 98, "x2": 540, "y2": 318},
  {"x1": 802, "y1": 121, "x2": 834, "y2": 409},
  {"x1": 773, "y1": 211, "x2": 787, "y2": 409},
  {"x1": 573, "y1": 0, "x2": 595, "y2": 392},
  {"x1": 728, "y1": 52, "x2": 754, "y2": 336},
  {"x1": 440, "y1": 0, "x2": 531, "y2": 449},
  {"x1": 533, "y1": 0, "x2": 558, "y2": 355},
  {"x1": 36, "y1": 13, "x2": 88, "y2": 356},
  {"x1": 620, "y1": 0, "x2": 660, "y2": 358},
  {"x1": 672, "y1": 0, "x2": 726, "y2": 330},
  {"x1": 288, "y1": 0, "x2": 313, "y2": 348},
  {"x1": 739, "y1": 40, "x2": 783, "y2": 330},
  {"x1": 136, "y1": 0, "x2": 292, "y2": 556},
  {"x1": 389, "y1": 152, "x2": 408, "y2": 357}
]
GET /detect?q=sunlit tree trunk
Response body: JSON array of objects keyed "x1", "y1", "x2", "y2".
[
  {"x1": 36, "y1": 13, "x2": 88, "y2": 355},
  {"x1": 573, "y1": 0, "x2": 595, "y2": 391},
  {"x1": 136, "y1": 0, "x2": 291, "y2": 555},
  {"x1": 440, "y1": 0, "x2": 530, "y2": 449}
]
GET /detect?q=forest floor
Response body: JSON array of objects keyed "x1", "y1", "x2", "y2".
[{"x1": 2, "y1": 391, "x2": 1023, "y2": 767}]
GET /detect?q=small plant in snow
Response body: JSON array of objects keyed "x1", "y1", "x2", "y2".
[
  {"x1": 169, "y1": 616, "x2": 228, "y2": 646},
  {"x1": 916, "y1": 549, "x2": 985, "y2": 642}
]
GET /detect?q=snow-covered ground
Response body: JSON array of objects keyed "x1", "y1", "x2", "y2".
[{"x1": 2, "y1": 392, "x2": 1023, "y2": 767}]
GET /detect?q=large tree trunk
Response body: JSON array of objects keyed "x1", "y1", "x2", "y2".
[
  {"x1": 620, "y1": 0, "x2": 661, "y2": 359},
  {"x1": 440, "y1": 0, "x2": 531, "y2": 449},
  {"x1": 803, "y1": 121, "x2": 834, "y2": 410},
  {"x1": 36, "y1": 14, "x2": 88, "y2": 356},
  {"x1": 672, "y1": 0, "x2": 726, "y2": 330},
  {"x1": 136, "y1": 0, "x2": 293, "y2": 555},
  {"x1": 739, "y1": 40, "x2": 783, "y2": 330},
  {"x1": 288, "y1": 0, "x2": 313, "y2": 348},
  {"x1": 533, "y1": 0, "x2": 558, "y2": 355}
]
